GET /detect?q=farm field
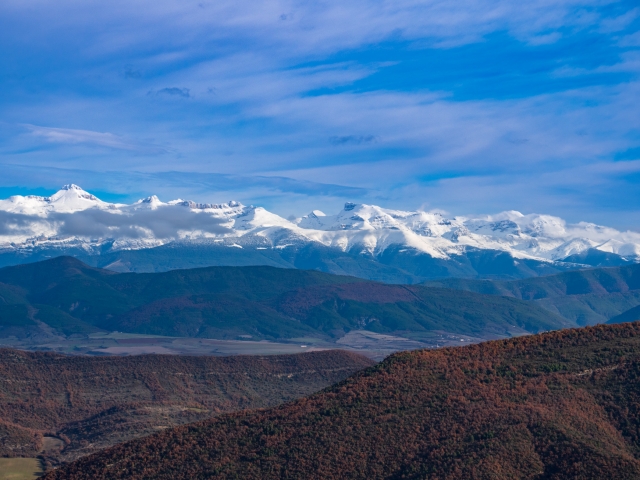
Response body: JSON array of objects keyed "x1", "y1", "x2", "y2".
[
  {"x1": 11, "y1": 331, "x2": 338, "y2": 357},
  {"x1": 5, "y1": 330, "x2": 484, "y2": 361},
  {"x1": 0, "y1": 458, "x2": 43, "y2": 480}
]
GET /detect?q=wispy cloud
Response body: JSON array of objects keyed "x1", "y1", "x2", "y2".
[
  {"x1": 23, "y1": 125, "x2": 168, "y2": 154},
  {"x1": 0, "y1": 0, "x2": 618, "y2": 57},
  {"x1": 0, "y1": 164, "x2": 369, "y2": 204},
  {"x1": 124, "y1": 64, "x2": 142, "y2": 79},
  {"x1": 147, "y1": 171, "x2": 369, "y2": 197},
  {"x1": 0, "y1": 0, "x2": 639, "y2": 229}
]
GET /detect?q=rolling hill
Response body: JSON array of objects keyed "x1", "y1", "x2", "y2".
[
  {"x1": 425, "y1": 263, "x2": 640, "y2": 326},
  {"x1": 45, "y1": 321, "x2": 640, "y2": 479},
  {"x1": 609, "y1": 305, "x2": 640, "y2": 324},
  {"x1": 0, "y1": 257, "x2": 570, "y2": 348},
  {"x1": 0, "y1": 348, "x2": 373, "y2": 465}
]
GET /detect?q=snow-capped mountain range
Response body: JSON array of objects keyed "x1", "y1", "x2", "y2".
[{"x1": 1, "y1": 185, "x2": 639, "y2": 276}]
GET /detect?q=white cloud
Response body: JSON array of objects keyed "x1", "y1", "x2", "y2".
[
  {"x1": 0, "y1": 0, "x2": 618, "y2": 59},
  {"x1": 0, "y1": 0, "x2": 638, "y2": 229},
  {"x1": 23, "y1": 125, "x2": 168, "y2": 154},
  {"x1": 0, "y1": 206, "x2": 230, "y2": 240}
]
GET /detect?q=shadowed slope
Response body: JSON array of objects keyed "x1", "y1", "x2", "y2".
[
  {"x1": 609, "y1": 305, "x2": 640, "y2": 324},
  {"x1": 426, "y1": 263, "x2": 640, "y2": 299},
  {"x1": 46, "y1": 322, "x2": 640, "y2": 479},
  {"x1": 0, "y1": 257, "x2": 569, "y2": 342},
  {"x1": 426, "y1": 263, "x2": 640, "y2": 326}
]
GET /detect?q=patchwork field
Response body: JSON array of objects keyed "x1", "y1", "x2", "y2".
[
  {"x1": 17, "y1": 331, "x2": 337, "y2": 357},
  {"x1": 4, "y1": 329, "x2": 488, "y2": 361}
]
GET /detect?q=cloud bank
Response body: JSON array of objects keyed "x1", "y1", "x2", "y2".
[{"x1": 0, "y1": 207, "x2": 229, "y2": 240}]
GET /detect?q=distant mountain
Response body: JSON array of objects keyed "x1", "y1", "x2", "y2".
[
  {"x1": 0, "y1": 257, "x2": 569, "y2": 349},
  {"x1": 0, "y1": 348, "x2": 372, "y2": 465},
  {"x1": 609, "y1": 305, "x2": 640, "y2": 324},
  {"x1": 1, "y1": 185, "x2": 638, "y2": 281},
  {"x1": 426, "y1": 262, "x2": 640, "y2": 298},
  {"x1": 425, "y1": 263, "x2": 640, "y2": 326},
  {"x1": 45, "y1": 322, "x2": 640, "y2": 479}
]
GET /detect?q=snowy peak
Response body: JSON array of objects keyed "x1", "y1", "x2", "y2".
[
  {"x1": 0, "y1": 185, "x2": 638, "y2": 264},
  {"x1": 233, "y1": 206, "x2": 297, "y2": 231},
  {"x1": 60, "y1": 184, "x2": 85, "y2": 191},
  {"x1": 132, "y1": 195, "x2": 164, "y2": 210},
  {"x1": 46, "y1": 185, "x2": 106, "y2": 213},
  {"x1": 53, "y1": 184, "x2": 99, "y2": 200},
  {"x1": 300, "y1": 203, "x2": 400, "y2": 231},
  {"x1": 0, "y1": 184, "x2": 107, "y2": 215}
]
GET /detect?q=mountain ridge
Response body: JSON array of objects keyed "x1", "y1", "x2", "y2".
[
  {"x1": 424, "y1": 263, "x2": 640, "y2": 326},
  {"x1": 0, "y1": 257, "x2": 570, "y2": 351},
  {"x1": 1, "y1": 185, "x2": 638, "y2": 281}
]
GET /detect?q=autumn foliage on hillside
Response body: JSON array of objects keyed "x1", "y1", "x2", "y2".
[
  {"x1": 46, "y1": 321, "x2": 640, "y2": 479},
  {"x1": 0, "y1": 349, "x2": 373, "y2": 461}
]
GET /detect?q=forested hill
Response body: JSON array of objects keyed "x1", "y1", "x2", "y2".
[
  {"x1": 425, "y1": 263, "x2": 640, "y2": 326},
  {"x1": 0, "y1": 256, "x2": 569, "y2": 342},
  {"x1": 426, "y1": 262, "x2": 640, "y2": 298},
  {"x1": 47, "y1": 321, "x2": 640, "y2": 479},
  {"x1": 0, "y1": 348, "x2": 373, "y2": 463}
]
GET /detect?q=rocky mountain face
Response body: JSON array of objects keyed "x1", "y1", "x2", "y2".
[{"x1": 1, "y1": 185, "x2": 638, "y2": 281}]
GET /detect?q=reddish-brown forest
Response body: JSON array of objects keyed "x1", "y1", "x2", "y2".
[
  {"x1": 0, "y1": 349, "x2": 372, "y2": 462},
  {"x1": 45, "y1": 321, "x2": 640, "y2": 479}
]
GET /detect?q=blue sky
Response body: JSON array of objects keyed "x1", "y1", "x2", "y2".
[{"x1": 0, "y1": 0, "x2": 639, "y2": 228}]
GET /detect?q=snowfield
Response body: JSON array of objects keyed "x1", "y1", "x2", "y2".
[{"x1": 1, "y1": 184, "x2": 639, "y2": 264}]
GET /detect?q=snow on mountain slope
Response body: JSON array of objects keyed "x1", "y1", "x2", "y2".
[
  {"x1": 0, "y1": 185, "x2": 639, "y2": 264},
  {"x1": 0, "y1": 184, "x2": 110, "y2": 215}
]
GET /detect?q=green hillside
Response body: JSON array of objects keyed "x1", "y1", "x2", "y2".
[
  {"x1": 425, "y1": 263, "x2": 640, "y2": 326},
  {"x1": 0, "y1": 257, "x2": 569, "y2": 344}
]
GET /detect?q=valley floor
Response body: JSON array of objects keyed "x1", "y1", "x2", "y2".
[{"x1": 0, "y1": 329, "x2": 498, "y2": 361}]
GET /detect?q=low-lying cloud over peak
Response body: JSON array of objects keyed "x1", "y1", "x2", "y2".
[
  {"x1": 54, "y1": 206, "x2": 228, "y2": 239},
  {"x1": 0, "y1": 206, "x2": 229, "y2": 241}
]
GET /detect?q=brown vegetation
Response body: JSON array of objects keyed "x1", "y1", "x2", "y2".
[
  {"x1": 0, "y1": 349, "x2": 373, "y2": 463},
  {"x1": 45, "y1": 321, "x2": 640, "y2": 479}
]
